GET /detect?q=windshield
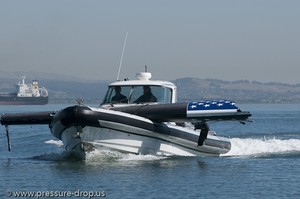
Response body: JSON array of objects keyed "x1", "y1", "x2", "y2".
[{"x1": 102, "y1": 85, "x2": 172, "y2": 105}]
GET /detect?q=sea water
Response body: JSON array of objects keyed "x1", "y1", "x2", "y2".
[{"x1": 1, "y1": 104, "x2": 300, "y2": 198}]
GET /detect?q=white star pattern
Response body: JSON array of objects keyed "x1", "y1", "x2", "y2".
[{"x1": 188, "y1": 100, "x2": 237, "y2": 111}]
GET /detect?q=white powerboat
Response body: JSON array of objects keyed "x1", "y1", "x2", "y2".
[{"x1": 1, "y1": 71, "x2": 251, "y2": 157}]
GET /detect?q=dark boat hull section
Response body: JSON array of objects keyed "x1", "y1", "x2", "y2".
[
  {"x1": 1, "y1": 111, "x2": 55, "y2": 125},
  {"x1": 0, "y1": 96, "x2": 48, "y2": 105}
]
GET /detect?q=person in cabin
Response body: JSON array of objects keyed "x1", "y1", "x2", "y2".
[
  {"x1": 134, "y1": 86, "x2": 157, "y2": 103},
  {"x1": 111, "y1": 86, "x2": 128, "y2": 103}
]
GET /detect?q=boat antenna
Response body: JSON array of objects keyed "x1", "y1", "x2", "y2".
[{"x1": 117, "y1": 32, "x2": 128, "y2": 80}]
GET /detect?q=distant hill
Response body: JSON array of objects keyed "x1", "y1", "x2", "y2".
[
  {"x1": 174, "y1": 78, "x2": 300, "y2": 103},
  {"x1": 1, "y1": 71, "x2": 300, "y2": 103}
]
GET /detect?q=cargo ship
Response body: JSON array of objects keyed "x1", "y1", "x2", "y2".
[{"x1": 0, "y1": 76, "x2": 48, "y2": 105}]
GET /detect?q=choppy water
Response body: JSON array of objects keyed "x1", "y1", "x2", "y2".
[{"x1": 1, "y1": 104, "x2": 300, "y2": 198}]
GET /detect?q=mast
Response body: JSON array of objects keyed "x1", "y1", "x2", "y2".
[{"x1": 116, "y1": 32, "x2": 128, "y2": 80}]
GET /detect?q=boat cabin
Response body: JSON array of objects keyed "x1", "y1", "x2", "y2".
[{"x1": 101, "y1": 72, "x2": 177, "y2": 107}]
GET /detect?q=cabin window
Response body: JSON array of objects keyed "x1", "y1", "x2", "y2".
[
  {"x1": 102, "y1": 86, "x2": 131, "y2": 104},
  {"x1": 102, "y1": 85, "x2": 172, "y2": 105}
]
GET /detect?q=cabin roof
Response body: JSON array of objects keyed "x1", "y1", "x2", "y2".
[{"x1": 109, "y1": 79, "x2": 176, "y2": 88}]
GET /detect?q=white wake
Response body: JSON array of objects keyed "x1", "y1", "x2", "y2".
[
  {"x1": 86, "y1": 149, "x2": 167, "y2": 162},
  {"x1": 44, "y1": 139, "x2": 64, "y2": 147},
  {"x1": 45, "y1": 137, "x2": 300, "y2": 159},
  {"x1": 223, "y1": 137, "x2": 300, "y2": 157}
]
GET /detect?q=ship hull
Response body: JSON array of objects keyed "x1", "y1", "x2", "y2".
[{"x1": 0, "y1": 96, "x2": 48, "y2": 105}]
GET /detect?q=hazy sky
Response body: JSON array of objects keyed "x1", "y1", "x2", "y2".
[{"x1": 1, "y1": 0, "x2": 299, "y2": 83}]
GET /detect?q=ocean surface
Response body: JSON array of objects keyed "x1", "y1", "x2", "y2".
[{"x1": 1, "y1": 103, "x2": 300, "y2": 199}]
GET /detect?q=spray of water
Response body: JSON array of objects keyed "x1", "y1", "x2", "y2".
[
  {"x1": 223, "y1": 137, "x2": 300, "y2": 157},
  {"x1": 85, "y1": 149, "x2": 167, "y2": 162},
  {"x1": 44, "y1": 139, "x2": 63, "y2": 147}
]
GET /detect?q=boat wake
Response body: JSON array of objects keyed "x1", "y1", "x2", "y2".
[
  {"x1": 43, "y1": 136, "x2": 300, "y2": 161},
  {"x1": 32, "y1": 140, "x2": 81, "y2": 161},
  {"x1": 44, "y1": 139, "x2": 64, "y2": 147},
  {"x1": 32, "y1": 151, "x2": 83, "y2": 161},
  {"x1": 223, "y1": 137, "x2": 300, "y2": 157},
  {"x1": 86, "y1": 149, "x2": 168, "y2": 163}
]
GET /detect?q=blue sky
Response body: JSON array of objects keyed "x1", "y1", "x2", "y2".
[{"x1": 0, "y1": 0, "x2": 299, "y2": 83}]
